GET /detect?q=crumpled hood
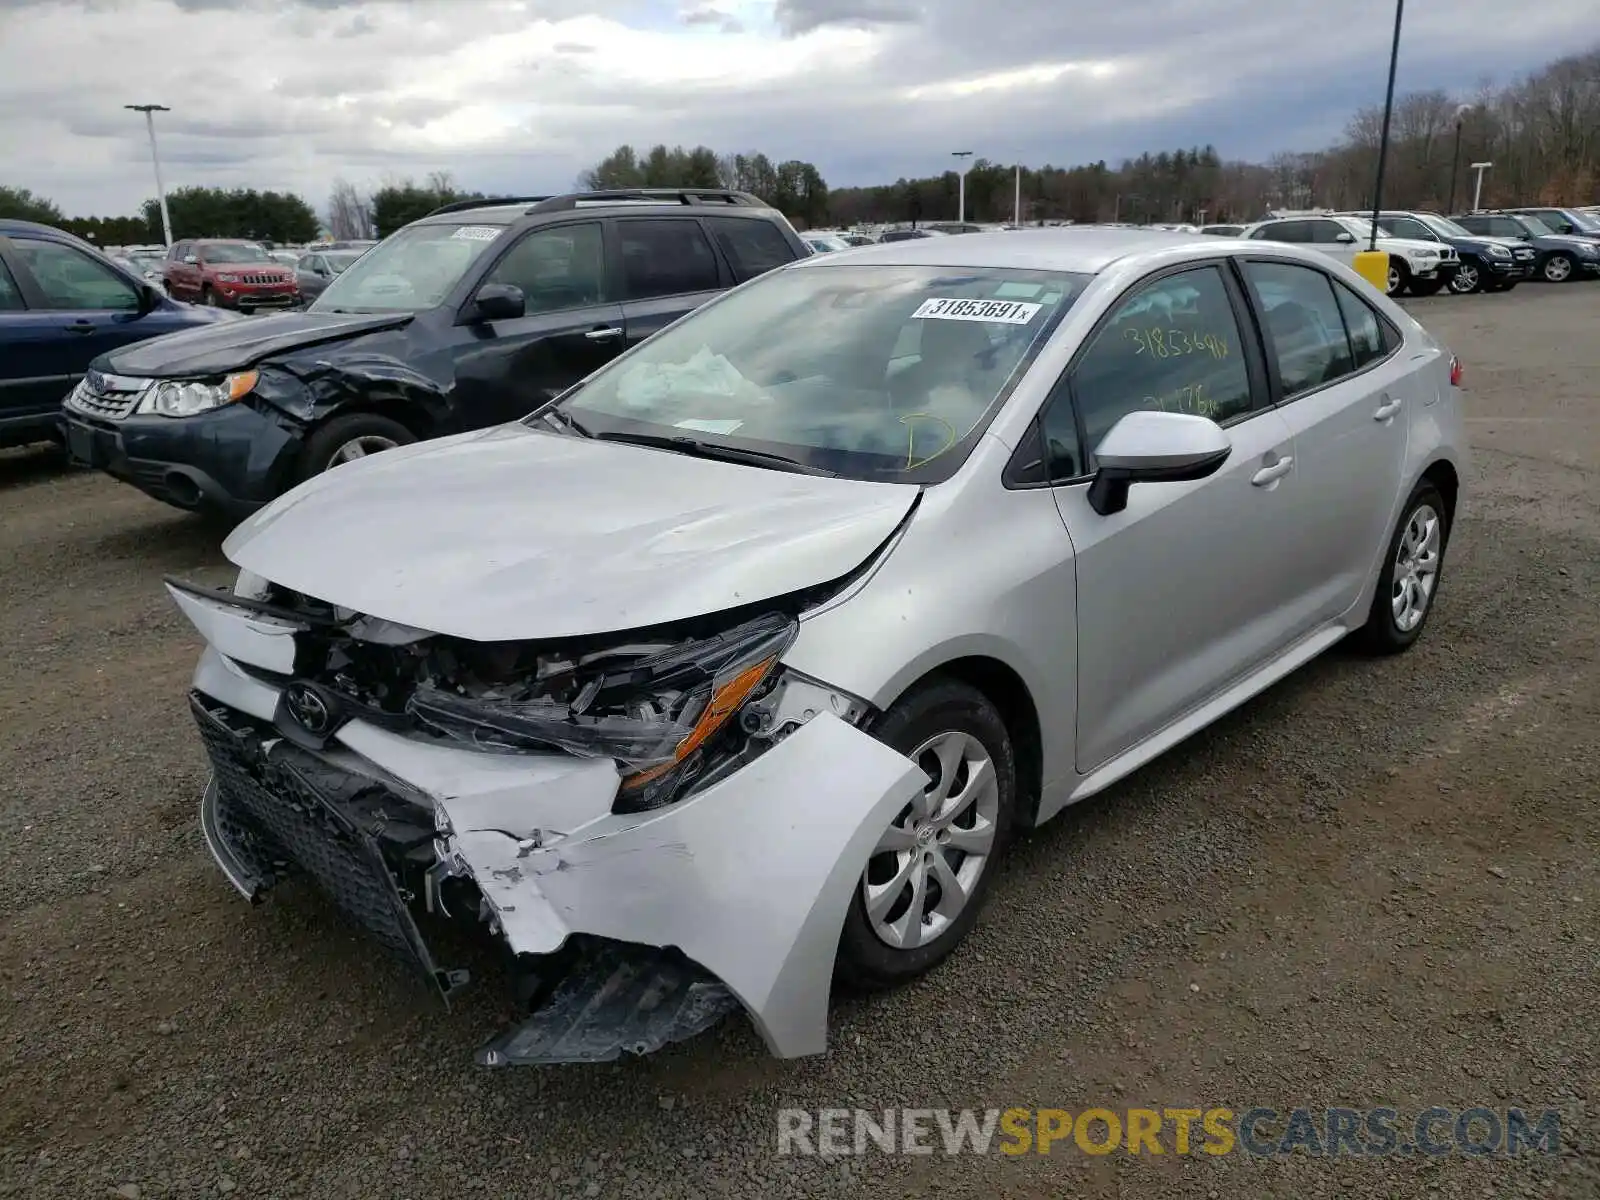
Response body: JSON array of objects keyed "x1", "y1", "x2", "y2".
[
  {"x1": 100, "y1": 310, "x2": 413, "y2": 377},
  {"x1": 223, "y1": 422, "x2": 920, "y2": 641}
]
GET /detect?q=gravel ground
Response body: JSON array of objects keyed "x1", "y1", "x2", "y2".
[{"x1": 0, "y1": 286, "x2": 1596, "y2": 1199}]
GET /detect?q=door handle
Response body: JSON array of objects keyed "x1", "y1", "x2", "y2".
[
  {"x1": 1251, "y1": 456, "x2": 1294, "y2": 486},
  {"x1": 63, "y1": 321, "x2": 97, "y2": 334},
  {"x1": 585, "y1": 327, "x2": 623, "y2": 341},
  {"x1": 1373, "y1": 395, "x2": 1403, "y2": 421}
]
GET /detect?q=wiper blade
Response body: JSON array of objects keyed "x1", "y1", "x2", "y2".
[
  {"x1": 539, "y1": 407, "x2": 593, "y2": 437},
  {"x1": 593, "y1": 431, "x2": 836, "y2": 476}
]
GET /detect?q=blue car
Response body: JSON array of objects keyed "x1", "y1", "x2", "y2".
[{"x1": 0, "y1": 220, "x2": 237, "y2": 450}]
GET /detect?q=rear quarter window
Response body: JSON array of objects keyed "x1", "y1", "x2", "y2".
[{"x1": 705, "y1": 216, "x2": 799, "y2": 283}]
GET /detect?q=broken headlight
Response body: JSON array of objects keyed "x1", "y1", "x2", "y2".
[{"x1": 407, "y1": 613, "x2": 797, "y2": 810}]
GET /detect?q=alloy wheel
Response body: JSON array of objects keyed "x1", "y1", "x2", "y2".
[
  {"x1": 1391, "y1": 502, "x2": 1442, "y2": 633},
  {"x1": 862, "y1": 730, "x2": 1000, "y2": 950},
  {"x1": 327, "y1": 435, "x2": 399, "y2": 468},
  {"x1": 1450, "y1": 264, "x2": 1480, "y2": 293},
  {"x1": 1387, "y1": 265, "x2": 1402, "y2": 294},
  {"x1": 1543, "y1": 255, "x2": 1572, "y2": 283}
]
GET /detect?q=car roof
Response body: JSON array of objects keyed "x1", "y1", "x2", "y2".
[
  {"x1": 0, "y1": 218, "x2": 83, "y2": 241},
  {"x1": 411, "y1": 199, "x2": 783, "y2": 229},
  {"x1": 787, "y1": 227, "x2": 1238, "y2": 274}
]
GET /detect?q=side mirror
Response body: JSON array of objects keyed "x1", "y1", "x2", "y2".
[
  {"x1": 1087, "y1": 411, "x2": 1232, "y2": 516},
  {"x1": 1335, "y1": 231, "x2": 1356, "y2": 244},
  {"x1": 471, "y1": 282, "x2": 525, "y2": 322}
]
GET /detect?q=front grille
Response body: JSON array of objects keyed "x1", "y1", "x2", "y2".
[
  {"x1": 66, "y1": 378, "x2": 143, "y2": 420},
  {"x1": 236, "y1": 274, "x2": 289, "y2": 286},
  {"x1": 191, "y1": 694, "x2": 455, "y2": 995}
]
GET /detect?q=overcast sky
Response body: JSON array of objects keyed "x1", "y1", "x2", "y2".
[{"x1": 1, "y1": 0, "x2": 1593, "y2": 219}]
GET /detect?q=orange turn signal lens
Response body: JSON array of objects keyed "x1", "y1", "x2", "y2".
[
  {"x1": 620, "y1": 655, "x2": 778, "y2": 791},
  {"x1": 226, "y1": 369, "x2": 260, "y2": 401}
]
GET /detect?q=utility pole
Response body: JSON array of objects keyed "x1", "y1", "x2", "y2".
[
  {"x1": 1446, "y1": 104, "x2": 1471, "y2": 213},
  {"x1": 125, "y1": 104, "x2": 173, "y2": 247},
  {"x1": 1013, "y1": 164, "x2": 1021, "y2": 226},
  {"x1": 951, "y1": 150, "x2": 973, "y2": 223}
]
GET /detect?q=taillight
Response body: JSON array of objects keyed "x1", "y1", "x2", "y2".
[{"x1": 1449, "y1": 355, "x2": 1463, "y2": 387}]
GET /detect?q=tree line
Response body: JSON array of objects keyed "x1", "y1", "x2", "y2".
[{"x1": 3, "y1": 44, "x2": 1595, "y2": 240}]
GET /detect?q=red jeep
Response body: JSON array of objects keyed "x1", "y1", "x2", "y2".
[{"x1": 163, "y1": 239, "x2": 300, "y2": 312}]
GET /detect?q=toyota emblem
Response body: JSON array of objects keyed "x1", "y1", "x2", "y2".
[{"x1": 283, "y1": 682, "x2": 334, "y2": 735}]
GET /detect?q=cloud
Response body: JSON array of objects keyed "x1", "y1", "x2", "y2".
[{"x1": 1, "y1": 0, "x2": 1593, "y2": 221}]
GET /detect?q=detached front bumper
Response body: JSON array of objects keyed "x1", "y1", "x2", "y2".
[{"x1": 177, "y1": 587, "x2": 925, "y2": 1064}]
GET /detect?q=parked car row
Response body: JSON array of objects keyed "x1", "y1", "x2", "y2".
[{"x1": 1226, "y1": 208, "x2": 1600, "y2": 296}]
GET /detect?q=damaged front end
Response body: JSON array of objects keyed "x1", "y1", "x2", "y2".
[{"x1": 170, "y1": 575, "x2": 924, "y2": 1064}]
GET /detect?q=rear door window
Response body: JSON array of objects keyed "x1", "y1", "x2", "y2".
[
  {"x1": 1242, "y1": 261, "x2": 1356, "y2": 397},
  {"x1": 705, "y1": 217, "x2": 796, "y2": 283},
  {"x1": 615, "y1": 218, "x2": 721, "y2": 300},
  {"x1": 1331, "y1": 279, "x2": 1395, "y2": 369}
]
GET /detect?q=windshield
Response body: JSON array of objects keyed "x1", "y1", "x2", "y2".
[
  {"x1": 1416, "y1": 213, "x2": 1473, "y2": 239},
  {"x1": 202, "y1": 243, "x2": 272, "y2": 264},
  {"x1": 324, "y1": 251, "x2": 363, "y2": 274},
  {"x1": 1517, "y1": 215, "x2": 1556, "y2": 236},
  {"x1": 1571, "y1": 212, "x2": 1600, "y2": 233},
  {"x1": 547, "y1": 263, "x2": 1091, "y2": 483},
  {"x1": 310, "y1": 222, "x2": 504, "y2": 313}
]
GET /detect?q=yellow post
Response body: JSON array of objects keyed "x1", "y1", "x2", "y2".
[{"x1": 1353, "y1": 249, "x2": 1390, "y2": 293}]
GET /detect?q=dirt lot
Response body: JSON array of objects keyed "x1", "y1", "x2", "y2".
[{"x1": 1, "y1": 286, "x2": 1596, "y2": 1199}]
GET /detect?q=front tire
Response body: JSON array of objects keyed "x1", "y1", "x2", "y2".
[
  {"x1": 300, "y1": 413, "x2": 417, "y2": 480},
  {"x1": 202, "y1": 285, "x2": 218, "y2": 307},
  {"x1": 1355, "y1": 482, "x2": 1449, "y2": 655},
  {"x1": 1541, "y1": 253, "x2": 1574, "y2": 283},
  {"x1": 836, "y1": 679, "x2": 1016, "y2": 989},
  {"x1": 1448, "y1": 259, "x2": 1484, "y2": 294}
]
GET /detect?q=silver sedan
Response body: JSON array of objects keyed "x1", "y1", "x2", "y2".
[{"x1": 171, "y1": 228, "x2": 1466, "y2": 1064}]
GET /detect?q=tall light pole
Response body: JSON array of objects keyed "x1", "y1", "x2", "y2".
[
  {"x1": 125, "y1": 103, "x2": 173, "y2": 247},
  {"x1": 951, "y1": 150, "x2": 973, "y2": 223},
  {"x1": 1470, "y1": 161, "x2": 1493, "y2": 212},
  {"x1": 1013, "y1": 164, "x2": 1022, "y2": 226},
  {"x1": 1446, "y1": 103, "x2": 1472, "y2": 213},
  {"x1": 1366, "y1": 0, "x2": 1405, "y2": 253}
]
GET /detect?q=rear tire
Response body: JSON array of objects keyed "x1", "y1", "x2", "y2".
[
  {"x1": 1541, "y1": 253, "x2": 1574, "y2": 283},
  {"x1": 1354, "y1": 482, "x2": 1449, "y2": 656},
  {"x1": 836, "y1": 679, "x2": 1016, "y2": 990},
  {"x1": 1386, "y1": 260, "x2": 1410, "y2": 297},
  {"x1": 300, "y1": 413, "x2": 417, "y2": 480},
  {"x1": 202, "y1": 285, "x2": 218, "y2": 307}
]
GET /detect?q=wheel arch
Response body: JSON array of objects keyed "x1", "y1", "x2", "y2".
[
  {"x1": 878, "y1": 654, "x2": 1046, "y2": 831},
  {"x1": 1419, "y1": 457, "x2": 1460, "y2": 532}
]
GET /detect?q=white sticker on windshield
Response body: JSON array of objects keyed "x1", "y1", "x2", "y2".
[
  {"x1": 674, "y1": 418, "x2": 744, "y2": 434},
  {"x1": 451, "y1": 225, "x2": 502, "y2": 241},
  {"x1": 913, "y1": 297, "x2": 1041, "y2": 324}
]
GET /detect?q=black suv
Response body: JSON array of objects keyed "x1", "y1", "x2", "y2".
[
  {"x1": 61, "y1": 189, "x2": 808, "y2": 516},
  {"x1": 1451, "y1": 211, "x2": 1600, "y2": 284}
]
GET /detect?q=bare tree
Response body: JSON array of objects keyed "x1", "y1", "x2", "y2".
[{"x1": 325, "y1": 177, "x2": 373, "y2": 240}]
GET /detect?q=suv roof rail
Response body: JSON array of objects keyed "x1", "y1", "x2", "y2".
[
  {"x1": 526, "y1": 188, "x2": 768, "y2": 213},
  {"x1": 425, "y1": 195, "x2": 552, "y2": 218}
]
